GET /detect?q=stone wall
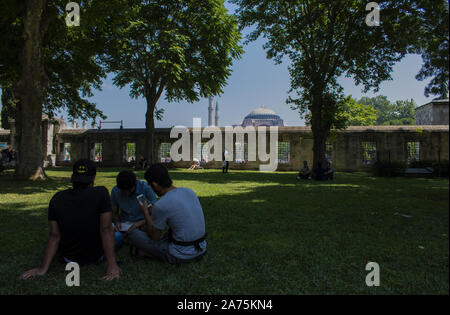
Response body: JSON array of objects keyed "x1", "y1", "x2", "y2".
[
  {"x1": 2, "y1": 124, "x2": 449, "y2": 171},
  {"x1": 433, "y1": 103, "x2": 449, "y2": 125},
  {"x1": 415, "y1": 100, "x2": 449, "y2": 125},
  {"x1": 52, "y1": 125, "x2": 449, "y2": 171}
]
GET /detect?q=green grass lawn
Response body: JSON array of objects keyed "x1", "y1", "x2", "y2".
[{"x1": 0, "y1": 168, "x2": 448, "y2": 294}]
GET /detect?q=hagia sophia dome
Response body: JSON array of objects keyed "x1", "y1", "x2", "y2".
[{"x1": 241, "y1": 106, "x2": 284, "y2": 127}]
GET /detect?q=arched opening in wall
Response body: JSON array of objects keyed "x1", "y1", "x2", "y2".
[
  {"x1": 407, "y1": 141, "x2": 420, "y2": 165},
  {"x1": 361, "y1": 141, "x2": 377, "y2": 165},
  {"x1": 124, "y1": 143, "x2": 136, "y2": 164},
  {"x1": 160, "y1": 143, "x2": 172, "y2": 163},
  {"x1": 63, "y1": 143, "x2": 71, "y2": 162},
  {"x1": 235, "y1": 142, "x2": 248, "y2": 163},
  {"x1": 91, "y1": 143, "x2": 102, "y2": 162},
  {"x1": 194, "y1": 142, "x2": 209, "y2": 163},
  {"x1": 277, "y1": 141, "x2": 290, "y2": 164}
]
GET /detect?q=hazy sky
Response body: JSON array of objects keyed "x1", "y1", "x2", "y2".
[{"x1": 0, "y1": 2, "x2": 435, "y2": 129}]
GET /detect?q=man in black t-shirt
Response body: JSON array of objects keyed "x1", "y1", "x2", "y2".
[{"x1": 21, "y1": 159, "x2": 120, "y2": 281}]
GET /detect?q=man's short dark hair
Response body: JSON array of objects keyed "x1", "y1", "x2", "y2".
[
  {"x1": 145, "y1": 163, "x2": 172, "y2": 188},
  {"x1": 116, "y1": 170, "x2": 137, "y2": 190}
]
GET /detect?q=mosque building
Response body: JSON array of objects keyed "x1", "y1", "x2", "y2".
[
  {"x1": 207, "y1": 98, "x2": 284, "y2": 127},
  {"x1": 240, "y1": 106, "x2": 284, "y2": 127}
]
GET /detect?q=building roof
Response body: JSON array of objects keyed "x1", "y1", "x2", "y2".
[
  {"x1": 246, "y1": 106, "x2": 278, "y2": 117},
  {"x1": 415, "y1": 99, "x2": 449, "y2": 111}
]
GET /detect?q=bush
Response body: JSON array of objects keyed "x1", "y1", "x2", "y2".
[
  {"x1": 373, "y1": 160, "x2": 407, "y2": 177},
  {"x1": 432, "y1": 160, "x2": 449, "y2": 177},
  {"x1": 409, "y1": 160, "x2": 434, "y2": 168},
  {"x1": 407, "y1": 160, "x2": 448, "y2": 177}
]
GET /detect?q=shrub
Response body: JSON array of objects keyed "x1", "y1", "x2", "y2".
[
  {"x1": 409, "y1": 160, "x2": 434, "y2": 168},
  {"x1": 432, "y1": 160, "x2": 449, "y2": 177}
]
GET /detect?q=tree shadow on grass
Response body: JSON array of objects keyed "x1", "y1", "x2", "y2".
[
  {"x1": 0, "y1": 176, "x2": 448, "y2": 294},
  {"x1": 0, "y1": 176, "x2": 72, "y2": 195}
]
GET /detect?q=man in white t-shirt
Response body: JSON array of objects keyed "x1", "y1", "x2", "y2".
[{"x1": 128, "y1": 163, "x2": 207, "y2": 264}]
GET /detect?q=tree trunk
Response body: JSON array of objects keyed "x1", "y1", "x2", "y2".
[
  {"x1": 310, "y1": 98, "x2": 331, "y2": 169},
  {"x1": 144, "y1": 79, "x2": 165, "y2": 165},
  {"x1": 15, "y1": 0, "x2": 48, "y2": 180},
  {"x1": 145, "y1": 95, "x2": 157, "y2": 164},
  {"x1": 311, "y1": 125, "x2": 328, "y2": 169}
]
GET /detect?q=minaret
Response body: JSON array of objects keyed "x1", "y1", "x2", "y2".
[
  {"x1": 208, "y1": 97, "x2": 214, "y2": 126},
  {"x1": 215, "y1": 101, "x2": 219, "y2": 127}
]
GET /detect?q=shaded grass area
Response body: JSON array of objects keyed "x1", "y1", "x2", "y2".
[{"x1": 0, "y1": 168, "x2": 448, "y2": 294}]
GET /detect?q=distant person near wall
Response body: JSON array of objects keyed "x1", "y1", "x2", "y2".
[{"x1": 297, "y1": 161, "x2": 311, "y2": 180}]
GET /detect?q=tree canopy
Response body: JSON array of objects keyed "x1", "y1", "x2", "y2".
[
  {"x1": 0, "y1": 0, "x2": 119, "y2": 122},
  {"x1": 105, "y1": 0, "x2": 242, "y2": 161},
  {"x1": 335, "y1": 96, "x2": 377, "y2": 127},
  {"x1": 0, "y1": 0, "x2": 126, "y2": 178},
  {"x1": 412, "y1": 0, "x2": 449, "y2": 98},
  {"x1": 359, "y1": 96, "x2": 417, "y2": 125}
]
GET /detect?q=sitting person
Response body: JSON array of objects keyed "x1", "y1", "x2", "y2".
[
  {"x1": 297, "y1": 161, "x2": 311, "y2": 180},
  {"x1": 313, "y1": 162, "x2": 326, "y2": 181},
  {"x1": 128, "y1": 163, "x2": 207, "y2": 264},
  {"x1": 136, "y1": 155, "x2": 149, "y2": 170},
  {"x1": 111, "y1": 170, "x2": 157, "y2": 241},
  {"x1": 324, "y1": 162, "x2": 334, "y2": 180},
  {"x1": 20, "y1": 159, "x2": 120, "y2": 281},
  {"x1": 1, "y1": 143, "x2": 14, "y2": 164}
]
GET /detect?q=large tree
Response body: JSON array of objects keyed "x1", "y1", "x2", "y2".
[
  {"x1": 233, "y1": 0, "x2": 427, "y2": 167},
  {"x1": 105, "y1": 0, "x2": 242, "y2": 162},
  {"x1": 0, "y1": 0, "x2": 123, "y2": 179}
]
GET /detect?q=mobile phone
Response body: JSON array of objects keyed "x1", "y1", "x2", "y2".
[{"x1": 136, "y1": 194, "x2": 151, "y2": 207}]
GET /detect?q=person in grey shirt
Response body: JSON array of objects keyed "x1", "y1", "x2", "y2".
[{"x1": 128, "y1": 163, "x2": 207, "y2": 264}]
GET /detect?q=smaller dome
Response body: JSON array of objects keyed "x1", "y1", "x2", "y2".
[{"x1": 248, "y1": 106, "x2": 277, "y2": 117}]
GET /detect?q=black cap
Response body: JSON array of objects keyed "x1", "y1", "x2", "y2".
[{"x1": 71, "y1": 159, "x2": 97, "y2": 184}]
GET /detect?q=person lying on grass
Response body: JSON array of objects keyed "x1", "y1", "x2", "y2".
[
  {"x1": 20, "y1": 159, "x2": 121, "y2": 281},
  {"x1": 127, "y1": 163, "x2": 207, "y2": 264}
]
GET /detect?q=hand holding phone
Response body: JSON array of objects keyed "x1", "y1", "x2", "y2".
[{"x1": 136, "y1": 194, "x2": 151, "y2": 207}]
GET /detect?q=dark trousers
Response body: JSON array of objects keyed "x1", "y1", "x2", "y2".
[{"x1": 222, "y1": 161, "x2": 229, "y2": 173}]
